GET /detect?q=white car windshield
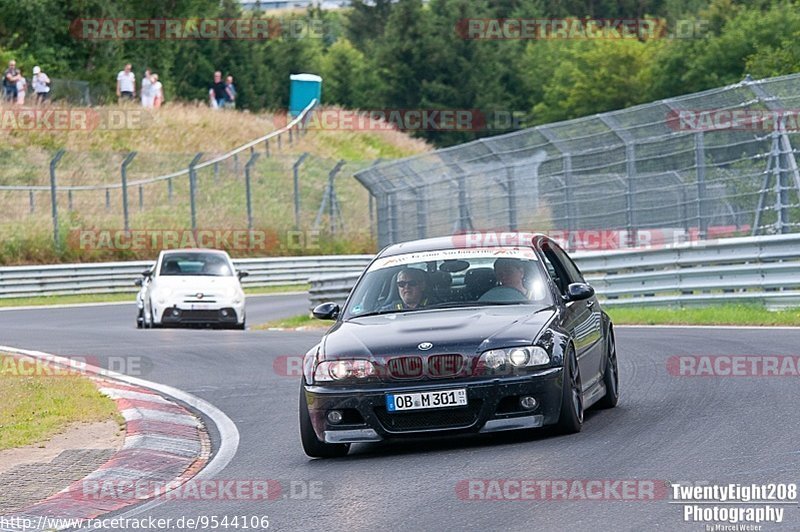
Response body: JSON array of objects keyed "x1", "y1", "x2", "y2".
[
  {"x1": 159, "y1": 252, "x2": 234, "y2": 277},
  {"x1": 343, "y1": 247, "x2": 553, "y2": 319}
]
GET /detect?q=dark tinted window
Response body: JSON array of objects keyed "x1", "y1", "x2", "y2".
[
  {"x1": 548, "y1": 242, "x2": 585, "y2": 284},
  {"x1": 159, "y1": 252, "x2": 233, "y2": 277}
]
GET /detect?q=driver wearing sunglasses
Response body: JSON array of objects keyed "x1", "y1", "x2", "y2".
[{"x1": 388, "y1": 267, "x2": 429, "y2": 310}]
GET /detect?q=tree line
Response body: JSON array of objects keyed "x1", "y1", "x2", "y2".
[{"x1": 1, "y1": 0, "x2": 798, "y2": 146}]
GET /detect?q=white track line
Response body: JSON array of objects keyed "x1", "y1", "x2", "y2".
[{"x1": 0, "y1": 345, "x2": 240, "y2": 526}]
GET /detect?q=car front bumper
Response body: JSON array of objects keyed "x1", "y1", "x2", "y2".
[
  {"x1": 154, "y1": 300, "x2": 245, "y2": 325},
  {"x1": 303, "y1": 368, "x2": 564, "y2": 444}
]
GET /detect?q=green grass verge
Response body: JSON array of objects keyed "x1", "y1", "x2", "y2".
[
  {"x1": 0, "y1": 284, "x2": 309, "y2": 308},
  {"x1": 253, "y1": 313, "x2": 328, "y2": 330},
  {"x1": 256, "y1": 304, "x2": 800, "y2": 331},
  {"x1": 0, "y1": 354, "x2": 122, "y2": 450},
  {"x1": 606, "y1": 304, "x2": 800, "y2": 326}
]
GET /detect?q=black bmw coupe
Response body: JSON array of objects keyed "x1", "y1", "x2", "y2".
[{"x1": 300, "y1": 234, "x2": 619, "y2": 458}]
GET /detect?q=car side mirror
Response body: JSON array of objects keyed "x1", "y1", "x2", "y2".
[
  {"x1": 312, "y1": 302, "x2": 340, "y2": 320},
  {"x1": 237, "y1": 270, "x2": 249, "y2": 280},
  {"x1": 134, "y1": 278, "x2": 143, "y2": 287},
  {"x1": 141, "y1": 269, "x2": 152, "y2": 277},
  {"x1": 566, "y1": 283, "x2": 594, "y2": 302}
]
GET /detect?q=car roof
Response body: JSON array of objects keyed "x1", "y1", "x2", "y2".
[
  {"x1": 160, "y1": 248, "x2": 229, "y2": 255},
  {"x1": 377, "y1": 233, "x2": 551, "y2": 258},
  {"x1": 158, "y1": 248, "x2": 231, "y2": 259}
]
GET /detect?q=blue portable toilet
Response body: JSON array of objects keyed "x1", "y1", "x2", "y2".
[{"x1": 289, "y1": 73, "x2": 322, "y2": 116}]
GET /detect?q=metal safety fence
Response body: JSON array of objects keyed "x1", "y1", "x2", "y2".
[
  {"x1": 307, "y1": 234, "x2": 800, "y2": 310},
  {"x1": 0, "y1": 255, "x2": 373, "y2": 299},
  {"x1": 355, "y1": 74, "x2": 800, "y2": 249}
]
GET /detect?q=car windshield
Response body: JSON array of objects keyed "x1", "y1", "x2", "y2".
[
  {"x1": 159, "y1": 252, "x2": 234, "y2": 277},
  {"x1": 343, "y1": 247, "x2": 553, "y2": 319}
]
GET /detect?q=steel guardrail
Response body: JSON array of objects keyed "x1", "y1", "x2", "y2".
[
  {"x1": 0, "y1": 255, "x2": 373, "y2": 299},
  {"x1": 307, "y1": 234, "x2": 800, "y2": 310},
  {"x1": 4, "y1": 235, "x2": 800, "y2": 309}
]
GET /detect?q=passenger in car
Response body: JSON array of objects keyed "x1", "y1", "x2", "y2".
[{"x1": 478, "y1": 258, "x2": 529, "y2": 302}]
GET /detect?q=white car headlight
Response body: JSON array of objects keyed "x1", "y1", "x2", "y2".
[
  {"x1": 313, "y1": 359, "x2": 377, "y2": 383},
  {"x1": 478, "y1": 346, "x2": 550, "y2": 371}
]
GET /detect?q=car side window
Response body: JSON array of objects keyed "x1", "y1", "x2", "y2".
[
  {"x1": 540, "y1": 248, "x2": 568, "y2": 295},
  {"x1": 549, "y1": 243, "x2": 586, "y2": 284}
]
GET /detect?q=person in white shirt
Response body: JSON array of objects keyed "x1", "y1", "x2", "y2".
[
  {"x1": 16, "y1": 69, "x2": 27, "y2": 105},
  {"x1": 141, "y1": 68, "x2": 153, "y2": 108},
  {"x1": 32, "y1": 66, "x2": 51, "y2": 105},
  {"x1": 116, "y1": 63, "x2": 135, "y2": 102},
  {"x1": 151, "y1": 73, "x2": 163, "y2": 108}
]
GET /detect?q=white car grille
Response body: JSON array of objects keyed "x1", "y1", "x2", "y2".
[{"x1": 182, "y1": 292, "x2": 220, "y2": 304}]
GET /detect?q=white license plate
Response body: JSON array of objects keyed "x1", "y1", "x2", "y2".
[
  {"x1": 190, "y1": 303, "x2": 213, "y2": 310},
  {"x1": 386, "y1": 389, "x2": 468, "y2": 412}
]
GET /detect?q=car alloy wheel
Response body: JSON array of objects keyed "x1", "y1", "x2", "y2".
[
  {"x1": 557, "y1": 345, "x2": 583, "y2": 433},
  {"x1": 597, "y1": 331, "x2": 619, "y2": 409}
]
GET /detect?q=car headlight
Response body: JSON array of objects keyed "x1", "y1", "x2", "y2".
[
  {"x1": 478, "y1": 346, "x2": 550, "y2": 373},
  {"x1": 313, "y1": 359, "x2": 377, "y2": 383}
]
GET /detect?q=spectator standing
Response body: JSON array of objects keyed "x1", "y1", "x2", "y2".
[
  {"x1": 116, "y1": 63, "x2": 136, "y2": 102},
  {"x1": 151, "y1": 74, "x2": 163, "y2": 108},
  {"x1": 224, "y1": 75, "x2": 237, "y2": 109},
  {"x1": 3, "y1": 59, "x2": 20, "y2": 103},
  {"x1": 16, "y1": 69, "x2": 27, "y2": 105},
  {"x1": 32, "y1": 66, "x2": 51, "y2": 105},
  {"x1": 208, "y1": 71, "x2": 226, "y2": 110},
  {"x1": 141, "y1": 68, "x2": 153, "y2": 108}
]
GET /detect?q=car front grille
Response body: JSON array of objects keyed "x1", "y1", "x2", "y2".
[
  {"x1": 387, "y1": 356, "x2": 424, "y2": 379},
  {"x1": 385, "y1": 354, "x2": 466, "y2": 380},
  {"x1": 427, "y1": 354, "x2": 464, "y2": 378},
  {"x1": 374, "y1": 400, "x2": 482, "y2": 432},
  {"x1": 182, "y1": 293, "x2": 219, "y2": 304},
  {"x1": 161, "y1": 308, "x2": 237, "y2": 322}
]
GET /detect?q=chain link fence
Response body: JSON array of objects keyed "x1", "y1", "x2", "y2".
[
  {"x1": 0, "y1": 101, "x2": 383, "y2": 259},
  {"x1": 355, "y1": 74, "x2": 800, "y2": 250},
  {"x1": 0, "y1": 149, "x2": 374, "y2": 244}
]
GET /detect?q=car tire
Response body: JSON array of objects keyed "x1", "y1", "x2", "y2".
[
  {"x1": 136, "y1": 308, "x2": 144, "y2": 329},
  {"x1": 299, "y1": 382, "x2": 350, "y2": 458},
  {"x1": 143, "y1": 303, "x2": 152, "y2": 329},
  {"x1": 234, "y1": 320, "x2": 246, "y2": 331},
  {"x1": 596, "y1": 330, "x2": 619, "y2": 409},
  {"x1": 557, "y1": 345, "x2": 583, "y2": 434},
  {"x1": 147, "y1": 303, "x2": 161, "y2": 329}
]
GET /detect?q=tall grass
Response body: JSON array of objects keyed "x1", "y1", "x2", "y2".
[{"x1": 0, "y1": 103, "x2": 431, "y2": 264}]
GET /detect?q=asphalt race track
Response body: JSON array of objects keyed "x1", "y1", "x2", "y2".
[{"x1": 2, "y1": 295, "x2": 798, "y2": 531}]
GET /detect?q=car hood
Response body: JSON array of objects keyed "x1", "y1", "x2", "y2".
[
  {"x1": 322, "y1": 306, "x2": 556, "y2": 360},
  {"x1": 151, "y1": 276, "x2": 240, "y2": 293}
]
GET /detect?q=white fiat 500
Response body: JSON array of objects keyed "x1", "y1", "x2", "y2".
[{"x1": 136, "y1": 249, "x2": 248, "y2": 329}]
